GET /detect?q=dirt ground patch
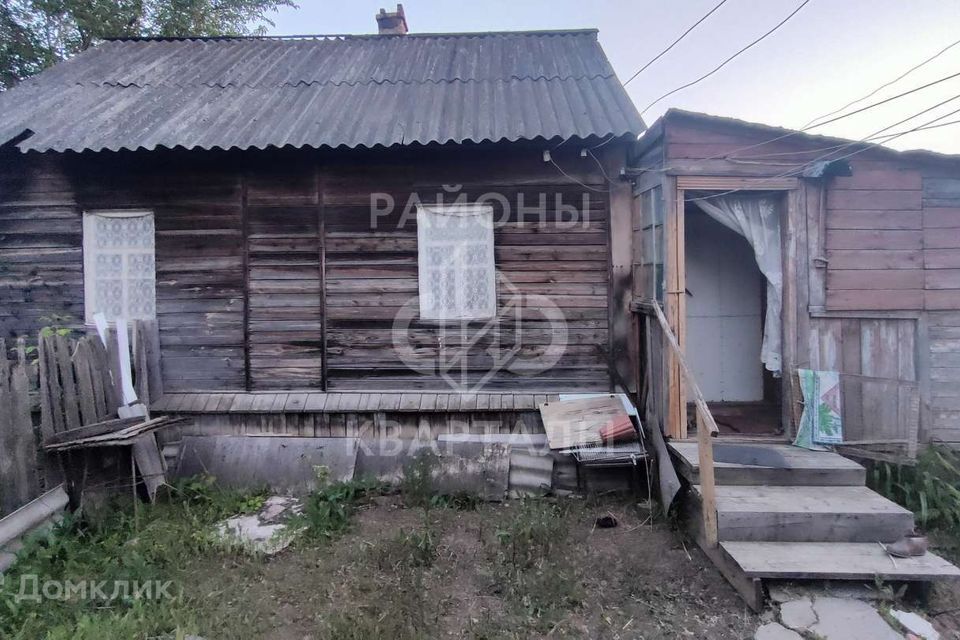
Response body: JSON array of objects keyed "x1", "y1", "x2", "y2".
[{"x1": 184, "y1": 495, "x2": 757, "y2": 639}]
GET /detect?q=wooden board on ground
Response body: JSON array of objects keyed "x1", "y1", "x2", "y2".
[
  {"x1": 538, "y1": 395, "x2": 627, "y2": 449},
  {"x1": 722, "y1": 541, "x2": 960, "y2": 581}
]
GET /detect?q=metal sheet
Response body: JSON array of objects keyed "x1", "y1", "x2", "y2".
[
  {"x1": 175, "y1": 435, "x2": 359, "y2": 494},
  {"x1": 355, "y1": 440, "x2": 510, "y2": 501},
  {"x1": 0, "y1": 31, "x2": 645, "y2": 153},
  {"x1": 437, "y1": 433, "x2": 553, "y2": 497}
]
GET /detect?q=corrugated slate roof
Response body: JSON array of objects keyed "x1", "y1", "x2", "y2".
[{"x1": 0, "y1": 30, "x2": 645, "y2": 153}]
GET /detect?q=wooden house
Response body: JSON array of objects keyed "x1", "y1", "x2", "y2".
[
  {"x1": 631, "y1": 109, "x2": 960, "y2": 459},
  {"x1": 4, "y1": 15, "x2": 960, "y2": 603},
  {"x1": 0, "y1": 24, "x2": 645, "y2": 438}
]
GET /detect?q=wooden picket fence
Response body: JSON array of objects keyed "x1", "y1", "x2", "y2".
[
  {"x1": 0, "y1": 320, "x2": 161, "y2": 517},
  {"x1": 0, "y1": 338, "x2": 40, "y2": 515}
]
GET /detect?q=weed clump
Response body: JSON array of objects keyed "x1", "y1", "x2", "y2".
[
  {"x1": 294, "y1": 470, "x2": 386, "y2": 542},
  {"x1": 490, "y1": 500, "x2": 581, "y2": 629},
  {"x1": 870, "y1": 445, "x2": 960, "y2": 532}
]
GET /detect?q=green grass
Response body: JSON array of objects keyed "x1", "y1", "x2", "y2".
[
  {"x1": 870, "y1": 445, "x2": 960, "y2": 532},
  {"x1": 0, "y1": 475, "x2": 265, "y2": 639},
  {"x1": 292, "y1": 474, "x2": 387, "y2": 542},
  {"x1": 0, "y1": 474, "x2": 383, "y2": 639},
  {"x1": 869, "y1": 445, "x2": 960, "y2": 563}
]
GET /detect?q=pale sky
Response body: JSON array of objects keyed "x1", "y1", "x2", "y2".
[{"x1": 266, "y1": 0, "x2": 960, "y2": 155}]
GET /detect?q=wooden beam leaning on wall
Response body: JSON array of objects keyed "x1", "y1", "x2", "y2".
[{"x1": 635, "y1": 299, "x2": 720, "y2": 548}]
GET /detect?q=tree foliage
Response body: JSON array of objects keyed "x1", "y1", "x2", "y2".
[{"x1": 0, "y1": 0, "x2": 297, "y2": 89}]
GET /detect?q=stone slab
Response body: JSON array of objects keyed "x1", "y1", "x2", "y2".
[{"x1": 809, "y1": 597, "x2": 902, "y2": 640}]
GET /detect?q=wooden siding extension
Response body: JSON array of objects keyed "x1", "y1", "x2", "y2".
[
  {"x1": 647, "y1": 114, "x2": 960, "y2": 448},
  {"x1": 824, "y1": 170, "x2": 924, "y2": 312},
  {"x1": 924, "y1": 178, "x2": 960, "y2": 441},
  {"x1": 0, "y1": 143, "x2": 623, "y2": 395}
]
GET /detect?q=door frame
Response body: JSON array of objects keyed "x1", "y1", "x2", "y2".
[{"x1": 665, "y1": 176, "x2": 800, "y2": 439}]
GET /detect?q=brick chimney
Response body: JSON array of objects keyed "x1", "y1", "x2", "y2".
[{"x1": 376, "y1": 4, "x2": 408, "y2": 35}]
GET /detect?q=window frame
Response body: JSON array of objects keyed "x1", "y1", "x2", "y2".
[
  {"x1": 82, "y1": 209, "x2": 157, "y2": 325},
  {"x1": 416, "y1": 202, "x2": 497, "y2": 322}
]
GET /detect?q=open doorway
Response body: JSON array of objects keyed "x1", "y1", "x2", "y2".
[{"x1": 683, "y1": 196, "x2": 783, "y2": 437}]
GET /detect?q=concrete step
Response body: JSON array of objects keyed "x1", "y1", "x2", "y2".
[
  {"x1": 693, "y1": 484, "x2": 915, "y2": 543},
  {"x1": 669, "y1": 441, "x2": 866, "y2": 486},
  {"x1": 722, "y1": 541, "x2": 960, "y2": 581}
]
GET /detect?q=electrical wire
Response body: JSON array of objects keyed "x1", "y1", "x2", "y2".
[
  {"x1": 685, "y1": 104, "x2": 960, "y2": 202},
  {"x1": 710, "y1": 68, "x2": 960, "y2": 160},
  {"x1": 623, "y1": 0, "x2": 730, "y2": 87},
  {"x1": 547, "y1": 156, "x2": 609, "y2": 193},
  {"x1": 626, "y1": 67, "x2": 960, "y2": 175},
  {"x1": 802, "y1": 37, "x2": 960, "y2": 129},
  {"x1": 638, "y1": 0, "x2": 812, "y2": 116},
  {"x1": 731, "y1": 91, "x2": 960, "y2": 160}
]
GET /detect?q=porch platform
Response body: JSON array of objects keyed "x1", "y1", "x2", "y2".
[
  {"x1": 669, "y1": 441, "x2": 866, "y2": 486},
  {"x1": 151, "y1": 392, "x2": 561, "y2": 415}
]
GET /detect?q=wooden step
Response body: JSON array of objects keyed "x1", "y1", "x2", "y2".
[
  {"x1": 693, "y1": 485, "x2": 915, "y2": 543},
  {"x1": 670, "y1": 442, "x2": 866, "y2": 486},
  {"x1": 722, "y1": 541, "x2": 960, "y2": 581}
]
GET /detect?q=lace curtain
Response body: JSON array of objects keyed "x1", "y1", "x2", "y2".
[
  {"x1": 693, "y1": 194, "x2": 783, "y2": 375},
  {"x1": 417, "y1": 204, "x2": 495, "y2": 320},
  {"x1": 83, "y1": 211, "x2": 156, "y2": 323}
]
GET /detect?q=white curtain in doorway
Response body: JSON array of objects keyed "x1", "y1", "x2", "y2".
[{"x1": 693, "y1": 194, "x2": 782, "y2": 375}]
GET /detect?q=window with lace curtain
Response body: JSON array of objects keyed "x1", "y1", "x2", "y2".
[
  {"x1": 82, "y1": 210, "x2": 156, "y2": 323},
  {"x1": 417, "y1": 203, "x2": 496, "y2": 320}
]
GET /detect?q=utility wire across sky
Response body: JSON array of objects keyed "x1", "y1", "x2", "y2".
[{"x1": 638, "y1": 0, "x2": 812, "y2": 116}]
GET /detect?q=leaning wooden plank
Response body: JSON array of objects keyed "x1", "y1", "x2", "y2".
[
  {"x1": 0, "y1": 355, "x2": 16, "y2": 515},
  {"x1": 45, "y1": 416, "x2": 185, "y2": 451},
  {"x1": 88, "y1": 335, "x2": 118, "y2": 414},
  {"x1": 132, "y1": 321, "x2": 151, "y2": 407},
  {"x1": 142, "y1": 320, "x2": 163, "y2": 405},
  {"x1": 53, "y1": 335, "x2": 81, "y2": 431},
  {"x1": 103, "y1": 328, "x2": 125, "y2": 410},
  {"x1": 0, "y1": 338, "x2": 8, "y2": 382},
  {"x1": 722, "y1": 541, "x2": 960, "y2": 581},
  {"x1": 39, "y1": 335, "x2": 63, "y2": 435},
  {"x1": 9, "y1": 357, "x2": 38, "y2": 510},
  {"x1": 132, "y1": 434, "x2": 166, "y2": 502},
  {"x1": 43, "y1": 417, "x2": 141, "y2": 447},
  {"x1": 72, "y1": 339, "x2": 99, "y2": 426}
]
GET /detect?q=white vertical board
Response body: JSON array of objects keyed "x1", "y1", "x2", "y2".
[{"x1": 685, "y1": 211, "x2": 765, "y2": 402}]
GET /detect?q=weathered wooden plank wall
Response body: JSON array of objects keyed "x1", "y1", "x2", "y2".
[
  {"x1": 246, "y1": 168, "x2": 324, "y2": 390},
  {"x1": 323, "y1": 158, "x2": 611, "y2": 391},
  {"x1": 0, "y1": 155, "x2": 83, "y2": 335},
  {"x1": 0, "y1": 143, "x2": 619, "y2": 394},
  {"x1": 824, "y1": 169, "x2": 924, "y2": 311},
  {"x1": 923, "y1": 177, "x2": 960, "y2": 441},
  {"x1": 644, "y1": 113, "x2": 960, "y2": 450}
]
